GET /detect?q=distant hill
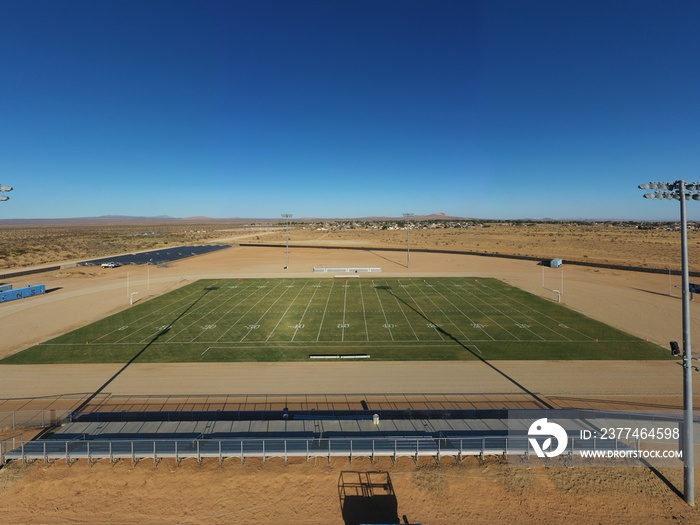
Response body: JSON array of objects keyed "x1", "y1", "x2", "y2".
[
  {"x1": 0, "y1": 214, "x2": 647, "y2": 226},
  {"x1": 0, "y1": 213, "x2": 472, "y2": 225},
  {"x1": 345, "y1": 213, "x2": 470, "y2": 221},
  {"x1": 0, "y1": 215, "x2": 179, "y2": 226},
  {"x1": 0, "y1": 216, "x2": 256, "y2": 226}
]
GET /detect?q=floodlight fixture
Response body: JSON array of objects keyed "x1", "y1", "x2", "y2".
[
  {"x1": 671, "y1": 341, "x2": 681, "y2": 356},
  {"x1": 639, "y1": 180, "x2": 700, "y2": 506},
  {"x1": 0, "y1": 182, "x2": 11, "y2": 202}
]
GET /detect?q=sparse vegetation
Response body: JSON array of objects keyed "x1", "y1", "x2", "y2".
[
  {"x1": 2, "y1": 218, "x2": 700, "y2": 273},
  {"x1": 0, "y1": 219, "x2": 256, "y2": 269}
]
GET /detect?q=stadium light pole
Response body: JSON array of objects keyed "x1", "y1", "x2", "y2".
[
  {"x1": 0, "y1": 182, "x2": 12, "y2": 202},
  {"x1": 403, "y1": 213, "x2": 414, "y2": 268},
  {"x1": 282, "y1": 214, "x2": 292, "y2": 269},
  {"x1": 639, "y1": 180, "x2": 699, "y2": 506}
]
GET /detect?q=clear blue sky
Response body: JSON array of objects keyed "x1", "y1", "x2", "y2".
[{"x1": 2, "y1": 0, "x2": 699, "y2": 220}]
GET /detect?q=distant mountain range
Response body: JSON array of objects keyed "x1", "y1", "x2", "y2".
[
  {"x1": 351, "y1": 212, "x2": 467, "y2": 221},
  {"x1": 0, "y1": 214, "x2": 658, "y2": 225},
  {"x1": 0, "y1": 213, "x2": 472, "y2": 225}
]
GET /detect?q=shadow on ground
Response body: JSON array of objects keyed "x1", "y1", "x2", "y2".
[{"x1": 339, "y1": 471, "x2": 399, "y2": 525}]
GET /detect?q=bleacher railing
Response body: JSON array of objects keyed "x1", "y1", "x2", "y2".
[{"x1": 1, "y1": 434, "x2": 642, "y2": 466}]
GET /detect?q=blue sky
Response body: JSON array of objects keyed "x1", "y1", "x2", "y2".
[{"x1": 1, "y1": 0, "x2": 699, "y2": 220}]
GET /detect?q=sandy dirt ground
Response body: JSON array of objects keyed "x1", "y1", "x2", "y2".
[
  {"x1": 2, "y1": 456, "x2": 700, "y2": 525},
  {"x1": 1, "y1": 245, "x2": 698, "y2": 403},
  {"x1": 2, "y1": 244, "x2": 700, "y2": 523}
]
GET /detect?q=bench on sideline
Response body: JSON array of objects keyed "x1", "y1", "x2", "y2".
[
  {"x1": 313, "y1": 267, "x2": 382, "y2": 273},
  {"x1": 309, "y1": 354, "x2": 371, "y2": 360}
]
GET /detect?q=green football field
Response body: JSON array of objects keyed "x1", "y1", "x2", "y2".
[{"x1": 2, "y1": 277, "x2": 670, "y2": 364}]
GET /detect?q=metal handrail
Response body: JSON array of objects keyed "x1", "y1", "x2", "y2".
[{"x1": 1, "y1": 434, "x2": 654, "y2": 466}]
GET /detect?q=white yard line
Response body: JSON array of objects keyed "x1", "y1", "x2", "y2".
[
  {"x1": 49, "y1": 277, "x2": 603, "y2": 356},
  {"x1": 187, "y1": 281, "x2": 259, "y2": 342},
  {"x1": 135, "y1": 283, "x2": 234, "y2": 344},
  {"x1": 359, "y1": 281, "x2": 370, "y2": 342},
  {"x1": 98, "y1": 284, "x2": 206, "y2": 344},
  {"x1": 400, "y1": 279, "x2": 446, "y2": 341},
  {"x1": 170, "y1": 282, "x2": 254, "y2": 343},
  {"x1": 291, "y1": 282, "x2": 321, "y2": 342},
  {"x1": 315, "y1": 280, "x2": 335, "y2": 342},
  {"x1": 441, "y1": 280, "x2": 543, "y2": 341},
  {"x1": 371, "y1": 279, "x2": 394, "y2": 342},
  {"x1": 240, "y1": 282, "x2": 297, "y2": 342},
  {"x1": 341, "y1": 282, "x2": 348, "y2": 341},
  {"x1": 427, "y1": 280, "x2": 499, "y2": 341},
  {"x1": 266, "y1": 282, "x2": 308, "y2": 342},
  {"x1": 389, "y1": 283, "x2": 419, "y2": 340},
  {"x1": 160, "y1": 287, "x2": 235, "y2": 342},
  {"x1": 476, "y1": 279, "x2": 590, "y2": 341},
  {"x1": 49, "y1": 337, "x2": 611, "y2": 347},
  {"x1": 215, "y1": 281, "x2": 284, "y2": 342}
]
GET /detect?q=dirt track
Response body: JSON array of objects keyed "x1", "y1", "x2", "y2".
[
  {"x1": 1, "y1": 245, "x2": 698, "y2": 406},
  {"x1": 3, "y1": 244, "x2": 700, "y2": 524}
]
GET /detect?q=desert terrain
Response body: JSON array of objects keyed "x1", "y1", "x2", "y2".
[
  {"x1": 3, "y1": 218, "x2": 700, "y2": 273},
  {"x1": 251, "y1": 219, "x2": 700, "y2": 273},
  {"x1": 1, "y1": 456, "x2": 700, "y2": 525},
  {"x1": 1, "y1": 221, "x2": 700, "y2": 523}
]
